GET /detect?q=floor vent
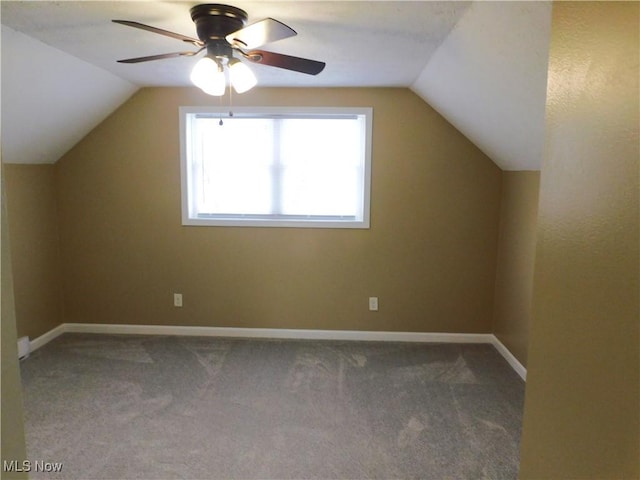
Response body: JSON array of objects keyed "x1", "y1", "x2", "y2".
[{"x1": 18, "y1": 336, "x2": 30, "y2": 359}]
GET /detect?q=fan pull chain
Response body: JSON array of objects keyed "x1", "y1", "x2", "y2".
[
  {"x1": 218, "y1": 92, "x2": 224, "y2": 126},
  {"x1": 228, "y1": 81, "x2": 234, "y2": 119},
  {"x1": 218, "y1": 75, "x2": 235, "y2": 125}
]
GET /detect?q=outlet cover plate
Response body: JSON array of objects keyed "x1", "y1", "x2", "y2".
[
  {"x1": 369, "y1": 297, "x2": 378, "y2": 311},
  {"x1": 174, "y1": 293, "x2": 183, "y2": 307}
]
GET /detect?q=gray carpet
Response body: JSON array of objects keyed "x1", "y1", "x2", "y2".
[{"x1": 20, "y1": 333, "x2": 525, "y2": 479}]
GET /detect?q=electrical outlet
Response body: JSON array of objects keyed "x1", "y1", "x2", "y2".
[
  {"x1": 369, "y1": 297, "x2": 379, "y2": 311},
  {"x1": 173, "y1": 293, "x2": 183, "y2": 307}
]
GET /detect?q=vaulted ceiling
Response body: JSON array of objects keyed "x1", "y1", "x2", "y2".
[{"x1": 1, "y1": 1, "x2": 551, "y2": 170}]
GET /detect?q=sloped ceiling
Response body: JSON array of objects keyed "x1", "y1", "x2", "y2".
[
  {"x1": 1, "y1": 1, "x2": 551, "y2": 170},
  {"x1": 411, "y1": 2, "x2": 551, "y2": 171},
  {"x1": 1, "y1": 25, "x2": 137, "y2": 165}
]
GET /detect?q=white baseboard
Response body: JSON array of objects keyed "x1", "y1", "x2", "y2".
[
  {"x1": 17, "y1": 336, "x2": 31, "y2": 359},
  {"x1": 491, "y1": 336, "x2": 527, "y2": 380},
  {"x1": 30, "y1": 323, "x2": 66, "y2": 352},
  {"x1": 64, "y1": 323, "x2": 494, "y2": 343},
  {"x1": 29, "y1": 323, "x2": 526, "y2": 379}
]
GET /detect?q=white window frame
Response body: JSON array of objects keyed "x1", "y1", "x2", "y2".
[{"x1": 180, "y1": 106, "x2": 373, "y2": 229}]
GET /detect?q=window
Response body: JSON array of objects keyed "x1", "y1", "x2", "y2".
[{"x1": 180, "y1": 106, "x2": 372, "y2": 228}]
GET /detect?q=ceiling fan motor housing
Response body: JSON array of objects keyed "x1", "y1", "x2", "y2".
[{"x1": 190, "y1": 4, "x2": 248, "y2": 43}]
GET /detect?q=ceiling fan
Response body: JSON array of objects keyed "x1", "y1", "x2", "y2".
[{"x1": 113, "y1": 3, "x2": 326, "y2": 95}]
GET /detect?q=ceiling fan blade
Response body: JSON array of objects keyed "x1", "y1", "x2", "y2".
[
  {"x1": 246, "y1": 50, "x2": 325, "y2": 75},
  {"x1": 226, "y1": 18, "x2": 296, "y2": 49},
  {"x1": 117, "y1": 50, "x2": 201, "y2": 64},
  {"x1": 112, "y1": 20, "x2": 202, "y2": 46}
]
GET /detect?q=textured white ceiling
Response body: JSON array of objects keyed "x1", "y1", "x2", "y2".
[
  {"x1": 411, "y1": 1, "x2": 551, "y2": 170},
  {"x1": 1, "y1": 1, "x2": 552, "y2": 169},
  {"x1": 1, "y1": 1, "x2": 471, "y2": 87},
  {"x1": 1, "y1": 25, "x2": 137, "y2": 165}
]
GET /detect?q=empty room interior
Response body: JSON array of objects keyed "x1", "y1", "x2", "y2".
[{"x1": 1, "y1": 1, "x2": 638, "y2": 479}]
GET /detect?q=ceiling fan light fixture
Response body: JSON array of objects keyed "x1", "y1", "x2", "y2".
[
  {"x1": 229, "y1": 58, "x2": 257, "y2": 94},
  {"x1": 191, "y1": 56, "x2": 226, "y2": 96}
]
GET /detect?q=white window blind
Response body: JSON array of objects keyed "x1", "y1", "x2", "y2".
[{"x1": 180, "y1": 107, "x2": 372, "y2": 228}]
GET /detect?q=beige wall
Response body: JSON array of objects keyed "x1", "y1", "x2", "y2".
[
  {"x1": 1, "y1": 168, "x2": 28, "y2": 479},
  {"x1": 520, "y1": 2, "x2": 639, "y2": 478},
  {"x1": 492, "y1": 171, "x2": 539, "y2": 367},
  {"x1": 54, "y1": 87, "x2": 502, "y2": 333},
  {"x1": 4, "y1": 164, "x2": 63, "y2": 339}
]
